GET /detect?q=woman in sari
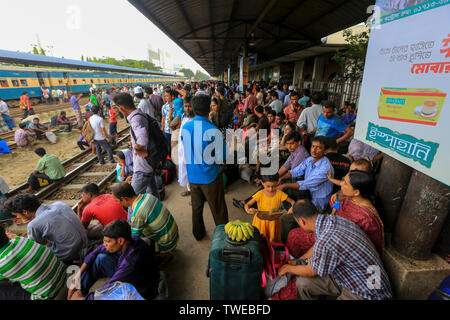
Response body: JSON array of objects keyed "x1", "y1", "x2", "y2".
[{"x1": 271, "y1": 170, "x2": 384, "y2": 300}]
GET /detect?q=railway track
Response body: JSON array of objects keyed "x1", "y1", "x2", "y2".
[
  {"x1": 39, "y1": 135, "x2": 130, "y2": 213},
  {"x1": 6, "y1": 126, "x2": 131, "y2": 198},
  {"x1": 1, "y1": 115, "x2": 79, "y2": 150},
  {"x1": 8, "y1": 97, "x2": 91, "y2": 118},
  {"x1": 3, "y1": 128, "x2": 131, "y2": 236},
  {"x1": 3, "y1": 126, "x2": 130, "y2": 235}
]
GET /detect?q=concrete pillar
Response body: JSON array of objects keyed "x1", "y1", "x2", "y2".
[
  {"x1": 293, "y1": 61, "x2": 305, "y2": 87},
  {"x1": 392, "y1": 170, "x2": 450, "y2": 260},
  {"x1": 312, "y1": 56, "x2": 327, "y2": 83},
  {"x1": 239, "y1": 56, "x2": 244, "y2": 92},
  {"x1": 375, "y1": 155, "x2": 413, "y2": 232}
]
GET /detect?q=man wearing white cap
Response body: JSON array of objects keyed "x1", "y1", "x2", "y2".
[
  {"x1": 283, "y1": 85, "x2": 296, "y2": 108},
  {"x1": 134, "y1": 87, "x2": 155, "y2": 119}
]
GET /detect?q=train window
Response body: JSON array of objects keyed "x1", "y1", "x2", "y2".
[
  {"x1": 58, "y1": 80, "x2": 63, "y2": 85},
  {"x1": 82, "y1": 79, "x2": 86, "y2": 84},
  {"x1": 73, "y1": 79, "x2": 78, "y2": 84},
  {"x1": 0, "y1": 80, "x2": 9, "y2": 87},
  {"x1": 104, "y1": 80, "x2": 107, "y2": 83},
  {"x1": 20, "y1": 80, "x2": 28, "y2": 86},
  {"x1": 11, "y1": 80, "x2": 19, "y2": 87},
  {"x1": 90, "y1": 80, "x2": 94, "y2": 84}
]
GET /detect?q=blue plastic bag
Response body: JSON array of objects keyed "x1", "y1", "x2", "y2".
[
  {"x1": 0, "y1": 140, "x2": 11, "y2": 154},
  {"x1": 428, "y1": 276, "x2": 450, "y2": 300},
  {"x1": 94, "y1": 282, "x2": 145, "y2": 300}
]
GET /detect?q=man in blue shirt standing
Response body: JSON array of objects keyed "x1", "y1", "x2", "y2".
[
  {"x1": 181, "y1": 95, "x2": 229, "y2": 240},
  {"x1": 315, "y1": 101, "x2": 354, "y2": 144}
]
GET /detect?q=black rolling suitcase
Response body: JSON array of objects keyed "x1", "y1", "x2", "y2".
[{"x1": 207, "y1": 225, "x2": 263, "y2": 300}]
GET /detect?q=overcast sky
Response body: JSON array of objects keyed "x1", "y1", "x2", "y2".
[{"x1": 0, "y1": 0, "x2": 209, "y2": 74}]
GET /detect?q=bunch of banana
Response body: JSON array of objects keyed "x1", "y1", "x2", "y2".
[{"x1": 224, "y1": 220, "x2": 254, "y2": 242}]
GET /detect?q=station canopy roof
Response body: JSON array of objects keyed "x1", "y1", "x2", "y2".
[
  {"x1": 0, "y1": 49, "x2": 176, "y2": 76},
  {"x1": 129, "y1": 0, "x2": 374, "y2": 76}
]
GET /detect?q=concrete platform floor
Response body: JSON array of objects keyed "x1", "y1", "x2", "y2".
[{"x1": 161, "y1": 179, "x2": 258, "y2": 300}]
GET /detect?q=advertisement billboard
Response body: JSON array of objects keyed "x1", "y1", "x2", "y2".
[{"x1": 355, "y1": 0, "x2": 450, "y2": 185}]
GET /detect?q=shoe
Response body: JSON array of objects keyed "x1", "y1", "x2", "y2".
[
  {"x1": 110, "y1": 160, "x2": 117, "y2": 164},
  {"x1": 99, "y1": 162, "x2": 106, "y2": 165},
  {"x1": 232, "y1": 198, "x2": 245, "y2": 209},
  {"x1": 193, "y1": 233, "x2": 206, "y2": 241},
  {"x1": 180, "y1": 191, "x2": 191, "y2": 197},
  {"x1": 158, "y1": 253, "x2": 174, "y2": 269}
]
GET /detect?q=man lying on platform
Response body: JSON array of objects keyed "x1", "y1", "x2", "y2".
[{"x1": 67, "y1": 219, "x2": 160, "y2": 301}]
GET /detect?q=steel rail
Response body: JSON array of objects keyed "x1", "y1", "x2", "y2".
[
  {"x1": 6, "y1": 126, "x2": 130, "y2": 197},
  {"x1": 36, "y1": 132, "x2": 130, "y2": 200},
  {"x1": 71, "y1": 169, "x2": 117, "y2": 213}
]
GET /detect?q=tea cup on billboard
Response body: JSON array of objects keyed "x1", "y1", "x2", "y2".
[{"x1": 421, "y1": 100, "x2": 438, "y2": 116}]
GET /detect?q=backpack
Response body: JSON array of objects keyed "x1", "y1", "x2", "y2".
[
  {"x1": 82, "y1": 119, "x2": 94, "y2": 142},
  {"x1": 129, "y1": 112, "x2": 169, "y2": 171},
  {"x1": 160, "y1": 156, "x2": 176, "y2": 185},
  {"x1": 260, "y1": 236, "x2": 290, "y2": 288},
  {"x1": 155, "y1": 173, "x2": 166, "y2": 201}
]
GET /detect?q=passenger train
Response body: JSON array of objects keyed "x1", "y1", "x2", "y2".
[{"x1": 0, "y1": 65, "x2": 185, "y2": 107}]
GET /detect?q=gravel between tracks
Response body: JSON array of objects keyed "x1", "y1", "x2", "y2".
[
  {"x1": 89, "y1": 164, "x2": 117, "y2": 172},
  {"x1": 48, "y1": 189, "x2": 81, "y2": 201},
  {"x1": 70, "y1": 176, "x2": 104, "y2": 185}
]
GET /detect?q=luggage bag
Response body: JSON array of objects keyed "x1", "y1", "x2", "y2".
[{"x1": 207, "y1": 224, "x2": 263, "y2": 300}]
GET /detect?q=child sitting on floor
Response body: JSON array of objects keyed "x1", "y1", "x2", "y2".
[{"x1": 244, "y1": 174, "x2": 295, "y2": 242}]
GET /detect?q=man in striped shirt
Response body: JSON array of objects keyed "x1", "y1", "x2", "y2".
[
  {"x1": 276, "y1": 200, "x2": 392, "y2": 300},
  {"x1": 112, "y1": 182, "x2": 179, "y2": 264},
  {"x1": 0, "y1": 225, "x2": 67, "y2": 300}
]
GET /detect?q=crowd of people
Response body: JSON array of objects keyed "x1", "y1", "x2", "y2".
[{"x1": 0, "y1": 78, "x2": 394, "y2": 301}]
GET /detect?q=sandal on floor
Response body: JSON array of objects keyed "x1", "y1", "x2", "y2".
[
  {"x1": 232, "y1": 198, "x2": 245, "y2": 209},
  {"x1": 180, "y1": 191, "x2": 191, "y2": 197}
]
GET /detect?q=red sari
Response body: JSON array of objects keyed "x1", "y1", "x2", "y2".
[{"x1": 273, "y1": 197, "x2": 385, "y2": 300}]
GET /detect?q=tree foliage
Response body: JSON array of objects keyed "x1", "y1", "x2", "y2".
[
  {"x1": 195, "y1": 70, "x2": 210, "y2": 81},
  {"x1": 30, "y1": 45, "x2": 46, "y2": 56},
  {"x1": 84, "y1": 56, "x2": 162, "y2": 72},
  {"x1": 180, "y1": 68, "x2": 194, "y2": 78},
  {"x1": 332, "y1": 29, "x2": 370, "y2": 82},
  {"x1": 179, "y1": 68, "x2": 210, "y2": 81}
]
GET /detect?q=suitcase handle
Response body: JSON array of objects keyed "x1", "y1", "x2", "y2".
[{"x1": 222, "y1": 246, "x2": 251, "y2": 264}]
